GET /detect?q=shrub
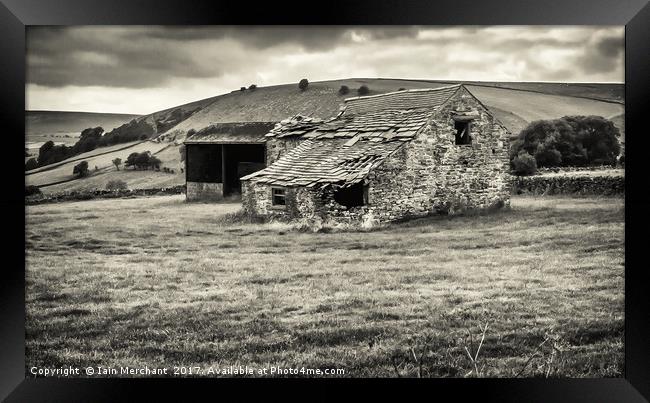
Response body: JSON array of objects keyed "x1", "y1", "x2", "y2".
[
  {"x1": 357, "y1": 85, "x2": 370, "y2": 96},
  {"x1": 240, "y1": 87, "x2": 246, "y2": 91},
  {"x1": 105, "y1": 179, "x2": 128, "y2": 191},
  {"x1": 149, "y1": 156, "x2": 162, "y2": 170},
  {"x1": 338, "y1": 85, "x2": 350, "y2": 95},
  {"x1": 25, "y1": 158, "x2": 38, "y2": 171},
  {"x1": 73, "y1": 161, "x2": 89, "y2": 177},
  {"x1": 135, "y1": 151, "x2": 152, "y2": 169},
  {"x1": 512, "y1": 151, "x2": 537, "y2": 176},
  {"x1": 298, "y1": 78, "x2": 309, "y2": 91},
  {"x1": 398, "y1": 87, "x2": 406, "y2": 91},
  {"x1": 511, "y1": 116, "x2": 620, "y2": 168},
  {"x1": 248, "y1": 84, "x2": 257, "y2": 91},
  {"x1": 25, "y1": 185, "x2": 41, "y2": 197}
]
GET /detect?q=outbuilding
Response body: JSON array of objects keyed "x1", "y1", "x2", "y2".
[{"x1": 240, "y1": 84, "x2": 511, "y2": 225}]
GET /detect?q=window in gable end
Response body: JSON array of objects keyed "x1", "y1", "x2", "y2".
[{"x1": 454, "y1": 120, "x2": 472, "y2": 145}]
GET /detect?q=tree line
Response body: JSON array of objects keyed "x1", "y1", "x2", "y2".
[{"x1": 510, "y1": 115, "x2": 622, "y2": 175}]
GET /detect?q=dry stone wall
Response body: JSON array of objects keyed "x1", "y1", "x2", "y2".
[
  {"x1": 511, "y1": 175, "x2": 624, "y2": 196},
  {"x1": 186, "y1": 182, "x2": 223, "y2": 201}
]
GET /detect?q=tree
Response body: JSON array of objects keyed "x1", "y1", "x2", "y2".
[
  {"x1": 512, "y1": 151, "x2": 537, "y2": 175},
  {"x1": 562, "y1": 115, "x2": 620, "y2": 165},
  {"x1": 112, "y1": 158, "x2": 122, "y2": 171},
  {"x1": 357, "y1": 85, "x2": 370, "y2": 96},
  {"x1": 240, "y1": 87, "x2": 246, "y2": 91},
  {"x1": 25, "y1": 158, "x2": 38, "y2": 171},
  {"x1": 70, "y1": 127, "x2": 104, "y2": 154},
  {"x1": 135, "y1": 151, "x2": 151, "y2": 170},
  {"x1": 248, "y1": 84, "x2": 257, "y2": 91},
  {"x1": 73, "y1": 161, "x2": 89, "y2": 177},
  {"x1": 149, "y1": 156, "x2": 161, "y2": 170},
  {"x1": 125, "y1": 152, "x2": 140, "y2": 169},
  {"x1": 511, "y1": 116, "x2": 621, "y2": 168},
  {"x1": 298, "y1": 78, "x2": 309, "y2": 91},
  {"x1": 38, "y1": 141, "x2": 70, "y2": 167},
  {"x1": 338, "y1": 85, "x2": 350, "y2": 95},
  {"x1": 25, "y1": 185, "x2": 41, "y2": 197}
]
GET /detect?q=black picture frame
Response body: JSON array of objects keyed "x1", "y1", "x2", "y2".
[{"x1": 2, "y1": 0, "x2": 648, "y2": 401}]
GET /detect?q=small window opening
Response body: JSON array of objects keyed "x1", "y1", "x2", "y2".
[
  {"x1": 271, "y1": 187, "x2": 286, "y2": 206},
  {"x1": 454, "y1": 120, "x2": 472, "y2": 145},
  {"x1": 334, "y1": 182, "x2": 368, "y2": 208}
]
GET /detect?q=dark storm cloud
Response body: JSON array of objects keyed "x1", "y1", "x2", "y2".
[
  {"x1": 27, "y1": 26, "x2": 423, "y2": 88},
  {"x1": 27, "y1": 27, "x2": 228, "y2": 88},
  {"x1": 27, "y1": 26, "x2": 624, "y2": 92},
  {"x1": 576, "y1": 32, "x2": 624, "y2": 74}
]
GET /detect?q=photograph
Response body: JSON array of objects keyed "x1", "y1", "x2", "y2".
[{"x1": 24, "y1": 25, "x2": 625, "y2": 379}]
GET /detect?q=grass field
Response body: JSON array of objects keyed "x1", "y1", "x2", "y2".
[{"x1": 25, "y1": 195, "x2": 624, "y2": 377}]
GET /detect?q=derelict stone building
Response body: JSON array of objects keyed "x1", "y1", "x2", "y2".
[{"x1": 239, "y1": 84, "x2": 511, "y2": 225}]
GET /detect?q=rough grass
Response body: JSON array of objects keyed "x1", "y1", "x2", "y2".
[{"x1": 25, "y1": 195, "x2": 624, "y2": 378}]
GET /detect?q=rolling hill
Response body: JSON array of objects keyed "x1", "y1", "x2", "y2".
[{"x1": 26, "y1": 78, "x2": 625, "y2": 194}]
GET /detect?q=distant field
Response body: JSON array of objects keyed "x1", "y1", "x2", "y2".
[
  {"x1": 26, "y1": 141, "x2": 174, "y2": 188},
  {"x1": 26, "y1": 195, "x2": 624, "y2": 377}
]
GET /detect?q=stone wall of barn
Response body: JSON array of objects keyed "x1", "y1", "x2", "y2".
[
  {"x1": 241, "y1": 181, "x2": 321, "y2": 219},
  {"x1": 186, "y1": 182, "x2": 223, "y2": 201},
  {"x1": 266, "y1": 138, "x2": 302, "y2": 165},
  {"x1": 395, "y1": 85, "x2": 511, "y2": 215}
]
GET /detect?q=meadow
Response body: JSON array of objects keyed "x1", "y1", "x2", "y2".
[{"x1": 25, "y1": 195, "x2": 624, "y2": 377}]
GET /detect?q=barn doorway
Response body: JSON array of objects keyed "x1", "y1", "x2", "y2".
[{"x1": 222, "y1": 144, "x2": 266, "y2": 197}]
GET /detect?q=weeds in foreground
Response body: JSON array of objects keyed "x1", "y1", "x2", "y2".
[{"x1": 385, "y1": 321, "x2": 569, "y2": 378}]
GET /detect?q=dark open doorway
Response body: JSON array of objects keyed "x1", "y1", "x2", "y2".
[{"x1": 222, "y1": 144, "x2": 266, "y2": 196}]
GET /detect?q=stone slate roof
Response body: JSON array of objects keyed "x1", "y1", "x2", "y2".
[
  {"x1": 241, "y1": 138, "x2": 404, "y2": 187},
  {"x1": 343, "y1": 84, "x2": 462, "y2": 115},
  {"x1": 184, "y1": 122, "x2": 276, "y2": 144},
  {"x1": 265, "y1": 84, "x2": 461, "y2": 141},
  {"x1": 243, "y1": 85, "x2": 465, "y2": 187}
]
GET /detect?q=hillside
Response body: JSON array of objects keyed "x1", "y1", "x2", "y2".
[
  {"x1": 159, "y1": 79, "x2": 624, "y2": 143},
  {"x1": 27, "y1": 78, "x2": 625, "y2": 194}
]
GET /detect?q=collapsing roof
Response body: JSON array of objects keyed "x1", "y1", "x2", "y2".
[
  {"x1": 241, "y1": 138, "x2": 403, "y2": 187},
  {"x1": 242, "y1": 84, "x2": 465, "y2": 188},
  {"x1": 184, "y1": 122, "x2": 276, "y2": 144}
]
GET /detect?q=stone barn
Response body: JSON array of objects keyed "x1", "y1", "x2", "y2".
[
  {"x1": 239, "y1": 84, "x2": 511, "y2": 226},
  {"x1": 184, "y1": 122, "x2": 276, "y2": 200}
]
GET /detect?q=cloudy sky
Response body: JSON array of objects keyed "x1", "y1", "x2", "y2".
[{"x1": 26, "y1": 26, "x2": 624, "y2": 115}]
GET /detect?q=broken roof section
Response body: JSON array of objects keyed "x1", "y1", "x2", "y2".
[
  {"x1": 241, "y1": 138, "x2": 403, "y2": 187},
  {"x1": 184, "y1": 122, "x2": 276, "y2": 144},
  {"x1": 243, "y1": 85, "x2": 466, "y2": 188},
  {"x1": 265, "y1": 84, "x2": 462, "y2": 141}
]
